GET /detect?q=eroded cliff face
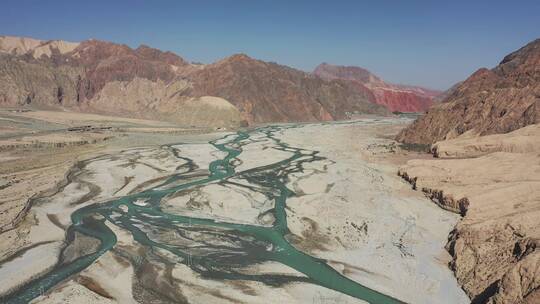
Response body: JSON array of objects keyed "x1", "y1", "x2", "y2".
[
  {"x1": 398, "y1": 126, "x2": 540, "y2": 304},
  {"x1": 397, "y1": 39, "x2": 540, "y2": 145},
  {"x1": 0, "y1": 54, "x2": 82, "y2": 106},
  {"x1": 0, "y1": 36, "x2": 388, "y2": 126},
  {"x1": 66, "y1": 40, "x2": 187, "y2": 102},
  {"x1": 313, "y1": 63, "x2": 440, "y2": 112}
]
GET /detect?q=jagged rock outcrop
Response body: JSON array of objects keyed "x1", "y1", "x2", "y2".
[
  {"x1": 489, "y1": 251, "x2": 540, "y2": 304},
  {"x1": 399, "y1": 126, "x2": 540, "y2": 304},
  {"x1": 0, "y1": 36, "x2": 389, "y2": 126},
  {"x1": 397, "y1": 39, "x2": 540, "y2": 145},
  {"x1": 313, "y1": 63, "x2": 440, "y2": 112}
]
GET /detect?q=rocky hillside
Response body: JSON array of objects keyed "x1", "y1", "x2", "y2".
[
  {"x1": 0, "y1": 35, "x2": 388, "y2": 127},
  {"x1": 397, "y1": 39, "x2": 540, "y2": 145},
  {"x1": 184, "y1": 54, "x2": 388, "y2": 124},
  {"x1": 313, "y1": 63, "x2": 441, "y2": 112}
]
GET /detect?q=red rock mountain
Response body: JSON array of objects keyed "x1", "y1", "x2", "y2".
[
  {"x1": 0, "y1": 36, "x2": 388, "y2": 126},
  {"x1": 397, "y1": 38, "x2": 540, "y2": 145},
  {"x1": 67, "y1": 40, "x2": 189, "y2": 102},
  {"x1": 313, "y1": 63, "x2": 441, "y2": 112}
]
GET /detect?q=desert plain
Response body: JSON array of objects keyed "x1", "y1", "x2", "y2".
[{"x1": 0, "y1": 109, "x2": 476, "y2": 304}]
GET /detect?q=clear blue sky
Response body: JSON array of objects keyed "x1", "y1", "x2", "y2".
[{"x1": 1, "y1": 0, "x2": 539, "y2": 90}]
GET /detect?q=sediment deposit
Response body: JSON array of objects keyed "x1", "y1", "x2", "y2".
[{"x1": 0, "y1": 117, "x2": 468, "y2": 304}]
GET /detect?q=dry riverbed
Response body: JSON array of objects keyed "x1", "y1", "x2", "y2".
[{"x1": 0, "y1": 113, "x2": 470, "y2": 303}]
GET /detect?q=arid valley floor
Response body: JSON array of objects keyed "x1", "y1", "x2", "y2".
[
  {"x1": 1, "y1": 8, "x2": 539, "y2": 303},
  {"x1": 0, "y1": 109, "x2": 476, "y2": 304}
]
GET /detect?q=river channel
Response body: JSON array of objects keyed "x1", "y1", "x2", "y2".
[{"x1": 3, "y1": 124, "x2": 404, "y2": 304}]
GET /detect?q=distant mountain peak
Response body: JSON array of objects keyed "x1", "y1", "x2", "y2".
[
  {"x1": 219, "y1": 53, "x2": 257, "y2": 64},
  {"x1": 313, "y1": 63, "x2": 440, "y2": 112},
  {"x1": 229, "y1": 53, "x2": 251, "y2": 59},
  {"x1": 314, "y1": 63, "x2": 379, "y2": 83}
]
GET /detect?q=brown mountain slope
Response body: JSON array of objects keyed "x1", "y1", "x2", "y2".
[
  {"x1": 185, "y1": 54, "x2": 388, "y2": 124},
  {"x1": 397, "y1": 38, "x2": 540, "y2": 145},
  {"x1": 313, "y1": 63, "x2": 441, "y2": 112},
  {"x1": 0, "y1": 36, "x2": 388, "y2": 126},
  {"x1": 0, "y1": 36, "x2": 242, "y2": 128}
]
